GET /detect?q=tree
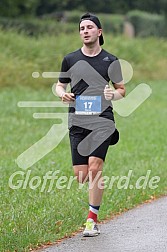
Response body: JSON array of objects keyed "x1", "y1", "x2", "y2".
[
  {"x1": 0, "y1": 0, "x2": 166, "y2": 18},
  {"x1": 0, "y1": 0, "x2": 39, "y2": 17}
]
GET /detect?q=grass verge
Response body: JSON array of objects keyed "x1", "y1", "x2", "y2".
[{"x1": 0, "y1": 80, "x2": 166, "y2": 251}]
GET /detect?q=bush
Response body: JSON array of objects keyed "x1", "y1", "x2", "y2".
[
  {"x1": 98, "y1": 13, "x2": 124, "y2": 34},
  {"x1": 0, "y1": 12, "x2": 124, "y2": 37},
  {"x1": 65, "y1": 10, "x2": 82, "y2": 23},
  {"x1": 0, "y1": 17, "x2": 76, "y2": 36},
  {"x1": 127, "y1": 10, "x2": 166, "y2": 38},
  {"x1": 65, "y1": 11, "x2": 124, "y2": 35}
]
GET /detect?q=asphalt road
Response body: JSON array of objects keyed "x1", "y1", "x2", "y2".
[{"x1": 39, "y1": 196, "x2": 167, "y2": 252}]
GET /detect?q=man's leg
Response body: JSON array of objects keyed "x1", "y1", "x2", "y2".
[
  {"x1": 88, "y1": 156, "x2": 104, "y2": 205},
  {"x1": 73, "y1": 165, "x2": 89, "y2": 183},
  {"x1": 87, "y1": 156, "x2": 104, "y2": 222},
  {"x1": 82, "y1": 156, "x2": 104, "y2": 236}
]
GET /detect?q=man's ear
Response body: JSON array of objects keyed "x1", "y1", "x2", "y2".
[{"x1": 98, "y1": 29, "x2": 102, "y2": 36}]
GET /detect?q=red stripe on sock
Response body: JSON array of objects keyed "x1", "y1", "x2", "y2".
[{"x1": 87, "y1": 210, "x2": 97, "y2": 223}]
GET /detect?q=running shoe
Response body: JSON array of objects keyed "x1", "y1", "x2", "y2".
[{"x1": 83, "y1": 218, "x2": 100, "y2": 237}]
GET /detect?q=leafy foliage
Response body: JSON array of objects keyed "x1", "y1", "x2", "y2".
[
  {"x1": 127, "y1": 10, "x2": 166, "y2": 37},
  {"x1": 0, "y1": 0, "x2": 167, "y2": 17}
]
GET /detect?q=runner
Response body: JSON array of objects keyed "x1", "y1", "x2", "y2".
[{"x1": 56, "y1": 12, "x2": 125, "y2": 236}]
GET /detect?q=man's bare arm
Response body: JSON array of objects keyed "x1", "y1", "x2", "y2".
[{"x1": 56, "y1": 81, "x2": 75, "y2": 102}]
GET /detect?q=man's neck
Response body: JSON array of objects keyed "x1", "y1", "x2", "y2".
[{"x1": 81, "y1": 44, "x2": 102, "y2": 57}]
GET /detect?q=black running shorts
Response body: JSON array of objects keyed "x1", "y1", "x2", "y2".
[{"x1": 69, "y1": 126, "x2": 111, "y2": 166}]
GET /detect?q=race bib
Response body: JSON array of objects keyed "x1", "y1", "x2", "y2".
[{"x1": 75, "y1": 95, "x2": 101, "y2": 115}]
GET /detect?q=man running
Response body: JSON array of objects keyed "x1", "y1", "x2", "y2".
[{"x1": 56, "y1": 12, "x2": 125, "y2": 236}]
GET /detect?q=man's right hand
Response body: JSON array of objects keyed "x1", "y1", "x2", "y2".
[{"x1": 61, "y1": 93, "x2": 75, "y2": 103}]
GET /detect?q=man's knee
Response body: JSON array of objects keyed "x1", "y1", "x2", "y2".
[
  {"x1": 88, "y1": 167, "x2": 102, "y2": 181},
  {"x1": 74, "y1": 169, "x2": 88, "y2": 183},
  {"x1": 88, "y1": 158, "x2": 103, "y2": 180}
]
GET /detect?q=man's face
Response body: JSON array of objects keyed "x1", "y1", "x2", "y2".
[{"x1": 79, "y1": 20, "x2": 102, "y2": 45}]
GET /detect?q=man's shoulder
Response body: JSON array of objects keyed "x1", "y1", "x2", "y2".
[
  {"x1": 101, "y1": 49, "x2": 118, "y2": 61},
  {"x1": 64, "y1": 49, "x2": 81, "y2": 60}
]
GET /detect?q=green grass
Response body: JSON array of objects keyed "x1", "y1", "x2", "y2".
[
  {"x1": 0, "y1": 29, "x2": 167, "y2": 89},
  {"x1": 0, "y1": 80, "x2": 167, "y2": 251},
  {"x1": 0, "y1": 30, "x2": 167, "y2": 251}
]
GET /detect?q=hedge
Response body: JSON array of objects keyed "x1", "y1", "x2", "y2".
[
  {"x1": 0, "y1": 17, "x2": 76, "y2": 36},
  {"x1": 127, "y1": 10, "x2": 166, "y2": 37}
]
